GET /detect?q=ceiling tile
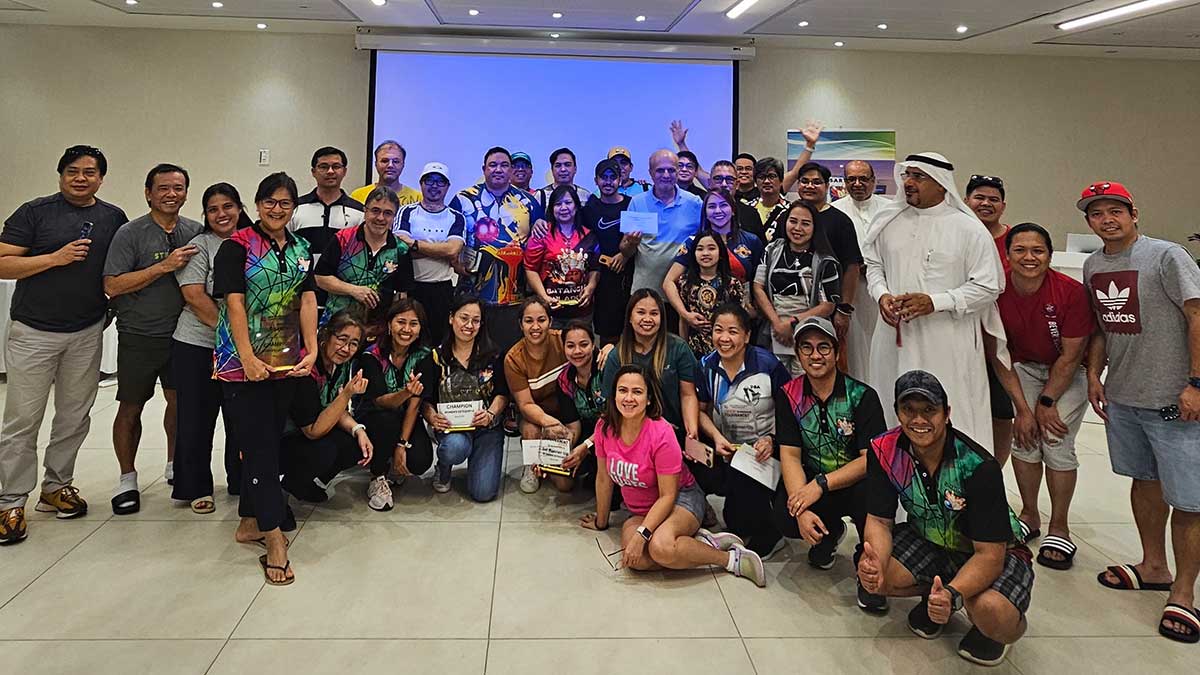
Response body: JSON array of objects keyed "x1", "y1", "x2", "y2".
[
  {"x1": 430, "y1": 0, "x2": 697, "y2": 32},
  {"x1": 89, "y1": 0, "x2": 360, "y2": 22},
  {"x1": 750, "y1": 0, "x2": 1070, "y2": 40}
]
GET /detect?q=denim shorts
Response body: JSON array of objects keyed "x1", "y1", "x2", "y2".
[
  {"x1": 1105, "y1": 401, "x2": 1200, "y2": 512},
  {"x1": 674, "y1": 483, "x2": 709, "y2": 525}
]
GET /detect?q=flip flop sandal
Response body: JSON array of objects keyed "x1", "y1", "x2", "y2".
[
  {"x1": 242, "y1": 536, "x2": 289, "y2": 549},
  {"x1": 1036, "y1": 535, "x2": 1077, "y2": 570},
  {"x1": 1159, "y1": 604, "x2": 1200, "y2": 644},
  {"x1": 1097, "y1": 564, "x2": 1173, "y2": 591},
  {"x1": 190, "y1": 497, "x2": 216, "y2": 515},
  {"x1": 111, "y1": 489, "x2": 140, "y2": 515},
  {"x1": 258, "y1": 554, "x2": 295, "y2": 586},
  {"x1": 1018, "y1": 519, "x2": 1040, "y2": 544}
]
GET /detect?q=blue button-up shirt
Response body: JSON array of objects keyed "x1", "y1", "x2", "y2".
[{"x1": 628, "y1": 187, "x2": 702, "y2": 292}]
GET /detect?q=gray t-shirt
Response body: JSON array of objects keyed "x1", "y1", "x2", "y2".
[
  {"x1": 103, "y1": 213, "x2": 203, "y2": 338},
  {"x1": 1083, "y1": 235, "x2": 1200, "y2": 408},
  {"x1": 172, "y1": 230, "x2": 227, "y2": 349}
]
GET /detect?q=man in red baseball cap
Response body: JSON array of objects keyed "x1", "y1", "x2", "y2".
[{"x1": 1080, "y1": 179, "x2": 1200, "y2": 644}]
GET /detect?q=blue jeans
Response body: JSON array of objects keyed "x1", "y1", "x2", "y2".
[{"x1": 435, "y1": 427, "x2": 505, "y2": 502}]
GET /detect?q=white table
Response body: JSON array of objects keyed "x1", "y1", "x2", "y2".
[{"x1": 0, "y1": 279, "x2": 119, "y2": 374}]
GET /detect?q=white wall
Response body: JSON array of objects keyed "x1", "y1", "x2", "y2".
[
  {"x1": 2, "y1": 24, "x2": 1197, "y2": 256},
  {"x1": 0, "y1": 25, "x2": 369, "y2": 222},
  {"x1": 738, "y1": 46, "x2": 1200, "y2": 249}
]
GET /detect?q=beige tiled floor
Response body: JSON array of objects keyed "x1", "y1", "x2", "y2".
[{"x1": 1, "y1": 383, "x2": 1197, "y2": 674}]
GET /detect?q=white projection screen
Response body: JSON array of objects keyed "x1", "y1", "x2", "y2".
[{"x1": 369, "y1": 51, "x2": 734, "y2": 191}]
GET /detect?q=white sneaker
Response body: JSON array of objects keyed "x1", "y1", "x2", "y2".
[
  {"x1": 695, "y1": 528, "x2": 744, "y2": 552},
  {"x1": 367, "y1": 475, "x2": 393, "y2": 511},
  {"x1": 519, "y1": 465, "x2": 540, "y2": 494}
]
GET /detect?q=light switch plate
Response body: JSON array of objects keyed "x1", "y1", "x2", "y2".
[{"x1": 258, "y1": 148, "x2": 270, "y2": 166}]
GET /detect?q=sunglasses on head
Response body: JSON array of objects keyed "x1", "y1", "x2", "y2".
[{"x1": 970, "y1": 174, "x2": 1004, "y2": 187}]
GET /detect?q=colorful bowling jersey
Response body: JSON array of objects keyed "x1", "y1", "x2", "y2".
[
  {"x1": 775, "y1": 373, "x2": 886, "y2": 476},
  {"x1": 356, "y1": 343, "x2": 433, "y2": 415},
  {"x1": 212, "y1": 224, "x2": 315, "y2": 382},
  {"x1": 315, "y1": 224, "x2": 412, "y2": 324},
  {"x1": 866, "y1": 426, "x2": 1023, "y2": 554},
  {"x1": 451, "y1": 183, "x2": 544, "y2": 305}
]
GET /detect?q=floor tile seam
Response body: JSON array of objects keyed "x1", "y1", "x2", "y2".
[
  {"x1": 0, "y1": 516, "x2": 108, "y2": 613},
  {"x1": 483, "y1": 454, "x2": 509, "y2": 675}
]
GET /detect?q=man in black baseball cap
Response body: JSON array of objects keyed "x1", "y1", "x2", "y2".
[
  {"x1": 581, "y1": 158, "x2": 634, "y2": 342},
  {"x1": 857, "y1": 369, "x2": 1036, "y2": 667}
]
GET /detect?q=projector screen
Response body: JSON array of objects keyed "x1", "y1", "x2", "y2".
[{"x1": 370, "y1": 51, "x2": 734, "y2": 192}]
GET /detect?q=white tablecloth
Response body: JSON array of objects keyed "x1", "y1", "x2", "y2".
[{"x1": 0, "y1": 279, "x2": 119, "y2": 374}]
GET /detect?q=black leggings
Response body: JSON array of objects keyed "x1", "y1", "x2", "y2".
[
  {"x1": 772, "y1": 480, "x2": 868, "y2": 552},
  {"x1": 170, "y1": 340, "x2": 240, "y2": 500},
  {"x1": 222, "y1": 378, "x2": 298, "y2": 532},
  {"x1": 280, "y1": 429, "x2": 363, "y2": 502},
  {"x1": 724, "y1": 468, "x2": 781, "y2": 556},
  {"x1": 364, "y1": 408, "x2": 434, "y2": 478}
]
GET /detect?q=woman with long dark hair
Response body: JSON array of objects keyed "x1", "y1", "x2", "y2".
[
  {"x1": 664, "y1": 230, "x2": 751, "y2": 359},
  {"x1": 504, "y1": 296, "x2": 570, "y2": 494},
  {"x1": 357, "y1": 297, "x2": 437, "y2": 511},
  {"x1": 523, "y1": 184, "x2": 599, "y2": 327},
  {"x1": 752, "y1": 200, "x2": 841, "y2": 376},
  {"x1": 171, "y1": 183, "x2": 244, "y2": 514},
  {"x1": 213, "y1": 172, "x2": 317, "y2": 585},
  {"x1": 579, "y1": 364, "x2": 766, "y2": 586},
  {"x1": 422, "y1": 295, "x2": 509, "y2": 502}
]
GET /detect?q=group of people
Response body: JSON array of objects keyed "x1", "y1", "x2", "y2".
[{"x1": 0, "y1": 120, "x2": 1197, "y2": 666}]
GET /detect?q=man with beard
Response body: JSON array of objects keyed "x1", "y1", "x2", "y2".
[{"x1": 581, "y1": 159, "x2": 634, "y2": 343}]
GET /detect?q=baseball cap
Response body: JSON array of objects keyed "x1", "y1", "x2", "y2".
[
  {"x1": 894, "y1": 370, "x2": 948, "y2": 408},
  {"x1": 594, "y1": 158, "x2": 621, "y2": 178},
  {"x1": 420, "y1": 162, "x2": 450, "y2": 183},
  {"x1": 511, "y1": 152, "x2": 532, "y2": 166},
  {"x1": 792, "y1": 315, "x2": 837, "y2": 342},
  {"x1": 607, "y1": 146, "x2": 632, "y2": 161},
  {"x1": 1077, "y1": 181, "x2": 1133, "y2": 212}
]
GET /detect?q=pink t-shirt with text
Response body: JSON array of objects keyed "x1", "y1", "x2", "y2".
[{"x1": 594, "y1": 417, "x2": 696, "y2": 516}]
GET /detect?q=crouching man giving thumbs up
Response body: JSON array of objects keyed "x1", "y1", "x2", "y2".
[{"x1": 857, "y1": 370, "x2": 1035, "y2": 668}]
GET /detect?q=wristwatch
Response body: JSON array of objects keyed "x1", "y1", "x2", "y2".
[
  {"x1": 396, "y1": 439, "x2": 412, "y2": 449},
  {"x1": 835, "y1": 302, "x2": 855, "y2": 316},
  {"x1": 946, "y1": 584, "x2": 964, "y2": 612},
  {"x1": 411, "y1": 239, "x2": 420, "y2": 253},
  {"x1": 814, "y1": 473, "x2": 829, "y2": 494},
  {"x1": 637, "y1": 525, "x2": 653, "y2": 541},
  {"x1": 1038, "y1": 395, "x2": 1056, "y2": 408},
  {"x1": 1189, "y1": 377, "x2": 1200, "y2": 390}
]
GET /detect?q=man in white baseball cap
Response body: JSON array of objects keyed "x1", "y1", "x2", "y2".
[{"x1": 393, "y1": 161, "x2": 465, "y2": 343}]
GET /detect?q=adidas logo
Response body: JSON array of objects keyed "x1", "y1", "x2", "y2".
[{"x1": 1096, "y1": 280, "x2": 1130, "y2": 311}]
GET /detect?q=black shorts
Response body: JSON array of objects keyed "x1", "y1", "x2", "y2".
[
  {"x1": 987, "y1": 361, "x2": 1015, "y2": 420},
  {"x1": 117, "y1": 333, "x2": 175, "y2": 403},
  {"x1": 890, "y1": 522, "x2": 1034, "y2": 614},
  {"x1": 592, "y1": 269, "x2": 631, "y2": 341}
]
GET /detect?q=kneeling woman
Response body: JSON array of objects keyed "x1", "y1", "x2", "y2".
[
  {"x1": 422, "y1": 296, "x2": 509, "y2": 502},
  {"x1": 279, "y1": 311, "x2": 374, "y2": 502},
  {"x1": 504, "y1": 297, "x2": 571, "y2": 494},
  {"x1": 580, "y1": 365, "x2": 765, "y2": 586},
  {"x1": 357, "y1": 298, "x2": 437, "y2": 511}
]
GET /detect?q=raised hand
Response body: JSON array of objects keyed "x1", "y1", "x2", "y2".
[
  {"x1": 858, "y1": 541, "x2": 882, "y2": 594},
  {"x1": 801, "y1": 120, "x2": 823, "y2": 147},
  {"x1": 669, "y1": 120, "x2": 689, "y2": 148},
  {"x1": 926, "y1": 575, "x2": 953, "y2": 624}
]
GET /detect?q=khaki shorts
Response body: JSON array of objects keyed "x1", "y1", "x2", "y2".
[{"x1": 1009, "y1": 362, "x2": 1088, "y2": 471}]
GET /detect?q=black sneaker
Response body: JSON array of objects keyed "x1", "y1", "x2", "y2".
[
  {"x1": 856, "y1": 578, "x2": 888, "y2": 613},
  {"x1": 907, "y1": 598, "x2": 944, "y2": 639},
  {"x1": 957, "y1": 626, "x2": 1009, "y2": 666},
  {"x1": 807, "y1": 519, "x2": 847, "y2": 570}
]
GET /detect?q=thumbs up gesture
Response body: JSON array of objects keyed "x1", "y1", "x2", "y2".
[
  {"x1": 857, "y1": 541, "x2": 882, "y2": 594},
  {"x1": 926, "y1": 575, "x2": 952, "y2": 625}
]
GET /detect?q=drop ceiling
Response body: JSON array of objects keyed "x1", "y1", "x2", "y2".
[{"x1": 4, "y1": 0, "x2": 1200, "y2": 60}]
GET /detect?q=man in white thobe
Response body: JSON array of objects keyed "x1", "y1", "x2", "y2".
[
  {"x1": 863, "y1": 153, "x2": 1006, "y2": 451},
  {"x1": 832, "y1": 160, "x2": 887, "y2": 383}
]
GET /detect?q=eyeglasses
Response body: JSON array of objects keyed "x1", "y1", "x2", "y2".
[
  {"x1": 970, "y1": 174, "x2": 1004, "y2": 187},
  {"x1": 757, "y1": 173, "x2": 781, "y2": 181},
  {"x1": 333, "y1": 333, "x2": 361, "y2": 350},
  {"x1": 798, "y1": 343, "x2": 834, "y2": 356},
  {"x1": 798, "y1": 178, "x2": 826, "y2": 186},
  {"x1": 316, "y1": 163, "x2": 345, "y2": 172},
  {"x1": 596, "y1": 538, "x2": 624, "y2": 570},
  {"x1": 844, "y1": 176, "x2": 874, "y2": 184},
  {"x1": 422, "y1": 177, "x2": 449, "y2": 188},
  {"x1": 710, "y1": 175, "x2": 736, "y2": 184},
  {"x1": 366, "y1": 206, "x2": 397, "y2": 220},
  {"x1": 454, "y1": 315, "x2": 482, "y2": 326},
  {"x1": 677, "y1": 162, "x2": 696, "y2": 170},
  {"x1": 260, "y1": 198, "x2": 294, "y2": 210},
  {"x1": 900, "y1": 171, "x2": 932, "y2": 183}
]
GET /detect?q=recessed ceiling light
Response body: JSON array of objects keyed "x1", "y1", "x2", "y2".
[
  {"x1": 125, "y1": 0, "x2": 137, "y2": 5},
  {"x1": 635, "y1": 15, "x2": 646, "y2": 22},
  {"x1": 834, "y1": 41, "x2": 845, "y2": 47},
  {"x1": 371, "y1": 0, "x2": 385, "y2": 5},
  {"x1": 797, "y1": 21, "x2": 809, "y2": 27},
  {"x1": 552, "y1": 12, "x2": 563, "y2": 19},
  {"x1": 877, "y1": 23, "x2": 888, "y2": 30},
  {"x1": 211, "y1": 1, "x2": 222, "y2": 7},
  {"x1": 256, "y1": 22, "x2": 267, "y2": 29},
  {"x1": 956, "y1": 25, "x2": 969, "y2": 33},
  {"x1": 1057, "y1": 0, "x2": 1181, "y2": 31},
  {"x1": 468, "y1": 9, "x2": 479, "y2": 16},
  {"x1": 549, "y1": 32, "x2": 560, "y2": 38},
  {"x1": 725, "y1": 0, "x2": 759, "y2": 19}
]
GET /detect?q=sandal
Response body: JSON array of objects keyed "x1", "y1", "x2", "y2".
[
  {"x1": 1097, "y1": 564, "x2": 1173, "y2": 591},
  {"x1": 1036, "y1": 535, "x2": 1077, "y2": 571},
  {"x1": 1159, "y1": 604, "x2": 1200, "y2": 644},
  {"x1": 1017, "y1": 519, "x2": 1040, "y2": 544},
  {"x1": 190, "y1": 497, "x2": 215, "y2": 515},
  {"x1": 111, "y1": 489, "x2": 140, "y2": 516},
  {"x1": 258, "y1": 553, "x2": 295, "y2": 586}
]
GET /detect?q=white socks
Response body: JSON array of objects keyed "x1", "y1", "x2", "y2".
[
  {"x1": 164, "y1": 462, "x2": 174, "y2": 482},
  {"x1": 116, "y1": 471, "x2": 138, "y2": 496},
  {"x1": 726, "y1": 550, "x2": 738, "y2": 572}
]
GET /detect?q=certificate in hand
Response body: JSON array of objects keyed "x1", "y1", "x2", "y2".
[
  {"x1": 520, "y1": 439, "x2": 575, "y2": 477},
  {"x1": 729, "y1": 443, "x2": 781, "y2": 490},
  {"x1": 437, "y1": 400, "x2": 483, "y2": 432},
  {"x1": 619, "y1": 211, "x2": 658, "y2": 236}
]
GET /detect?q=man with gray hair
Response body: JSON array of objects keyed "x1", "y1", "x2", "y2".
[
  {"x1": 832, "y1": 160, "x2": 887, "y2": 382},
  {"x1": 624, "y1": 149, "x2": 702, "y2": 294},
  {"x1": 863, "y1": 153, "x2": 1005, "y2": 449}
]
